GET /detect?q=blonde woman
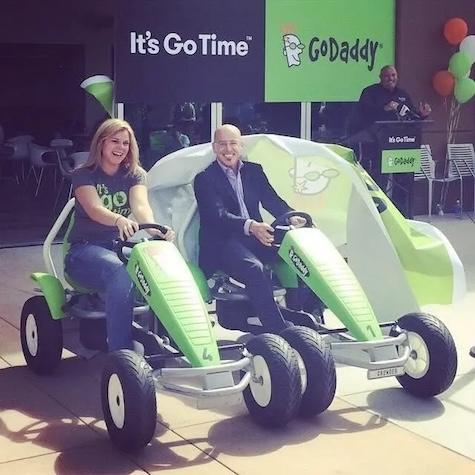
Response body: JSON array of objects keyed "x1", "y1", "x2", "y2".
[{"x1": 65, "y1": 118, "x2": 174, "y2": 351}]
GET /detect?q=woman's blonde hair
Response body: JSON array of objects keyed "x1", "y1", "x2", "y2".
[{"x1": 84, "y1": 118, "x2": 140, "y2": 174}]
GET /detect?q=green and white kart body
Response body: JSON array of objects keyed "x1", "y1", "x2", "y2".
[
  {"x1": 147, "y1": 134, "x2": 461, "y2": 392},
  {"x1": 21, "y1": 198, "x2": 305, "y2": 451}
]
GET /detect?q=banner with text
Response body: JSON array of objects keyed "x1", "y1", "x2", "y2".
[
  {"x1": 265, "y1": 0, "x2": 395, "y2": 102},
  {"x1": 116, "y1": 0, "x2": 265, "y2": 103}
]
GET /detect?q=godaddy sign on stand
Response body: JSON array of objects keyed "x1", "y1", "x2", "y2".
[{"x1": 266, "y1": 0, "x2": 395, "y2": 102}]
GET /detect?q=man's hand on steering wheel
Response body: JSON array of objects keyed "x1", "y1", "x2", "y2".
[
  {"x1": 288, "y1": 215, "x2": 307, "y2": 227},
  {"x1": 147, "y1": 225, "x2": 175, "y2": 242},
  {"x1": 249, "y1": 221, "x2": 275, "y2": 247}
]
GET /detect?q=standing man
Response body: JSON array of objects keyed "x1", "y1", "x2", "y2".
[
  {"x1": 359, "y1": 65, "x2": 431, "y2": 128},
  {"x1": 356, "y1": 65, "x2": 431, "y2": 194},
  {"x1": 194, "y1": 124, "x2": 305, "y2": 333}
]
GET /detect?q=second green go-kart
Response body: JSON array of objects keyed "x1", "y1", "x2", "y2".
[{"x1": 146, "y1": 133, "x2": 460, "y2": 403}]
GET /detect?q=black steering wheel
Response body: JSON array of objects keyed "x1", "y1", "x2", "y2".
[
  {"x1": 270, "y1": 211, "x2": 313, "y2": 246},
  {"x1": 115, "y1": 223, "x2": 169, "y2": 263}
]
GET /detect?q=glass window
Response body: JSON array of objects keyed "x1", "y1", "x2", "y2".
[
  {"x1": 311, "y1": 101, "x2": 357, "y2": 145},
  {"x1": 124, "y1": 102, "x2": 211, "y2": 170},
  {"x1": 223, "y1": 102, "x2": 301, "y2": 137}
]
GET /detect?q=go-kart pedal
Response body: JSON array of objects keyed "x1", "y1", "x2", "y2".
[{"x1": 208, "y1": 272, "x2": 286, "y2": 302}]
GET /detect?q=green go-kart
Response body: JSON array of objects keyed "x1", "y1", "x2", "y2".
[
  {"x1": 146, "y1": 133, "x2": 461, "y2": 402},
  {"x1": 21, "y1": 198, "x2": 335, "y2": 452}
]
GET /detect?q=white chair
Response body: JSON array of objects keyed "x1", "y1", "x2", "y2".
[
  {"x1": 54, "y1": 151, "x2": 89, "y2": 208},
  {"x1": 69, "y1": 151, "x2": 89, "y2": 168},
  {"x1": 50, "y1": 138, "x2": 74, "y2": 160},
  {"x1": 446, "y1": 143, "x2": 475, "y2": 213},
  {"x1": 2, "y1": 135, "x2": 34, "y2": 183},
  {"x1": 414, "y1": 144, "x2": 461, "y2": 217},
  {"x1": 414, "y1": 145, "x2": 437, "y2": 216},
  {"x1": 51, "y1": 139, "x2": 74, "y2": 207},
  {"x1": 28, "y1": 143, "x2": 58, "y2": 196}
]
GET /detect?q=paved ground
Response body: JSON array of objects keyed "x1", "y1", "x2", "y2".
[{"x1": 0, "y1": 214, "x2": 474, "y2": 474}]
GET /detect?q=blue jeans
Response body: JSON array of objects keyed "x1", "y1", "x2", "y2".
[{"x1": 64, "y1": 241, "x2": 135, "y2": 351}]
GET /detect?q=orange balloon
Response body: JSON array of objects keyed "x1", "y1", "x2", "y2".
[
  {"x1": 432, "y1": 70, "x2": 455, "y2": 97},
  {"x1": 443, "y1": 18, "x2": 468, "y2": 45}
]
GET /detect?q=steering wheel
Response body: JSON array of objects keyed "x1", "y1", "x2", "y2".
[
  {"x1": 270, "y1": 211, "x2": 313, "y2": 246},
  {"x1": 115, "y1": 223, "x2": 169, "y2": 264}
]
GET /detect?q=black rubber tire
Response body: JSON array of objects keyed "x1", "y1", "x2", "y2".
[
  {"x1": 20, "y1": 296, "x2": 63, "y2": 374},
  {"x1": 243, "y1": 333, "x2": 302, "y2": 428},
  {"x1": 281, "y1": 326, "x2": 336, "y2": 417},
  {"x1": 390, "y1": 313, "x2": 457, "y2": 398},
  {"x1": 101, "y1": 350, "x2": 157, "y2": 451}
]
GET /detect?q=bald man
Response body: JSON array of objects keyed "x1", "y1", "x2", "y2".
[
  {"x1": 194, "y1": 124, "x2": 304, "y2": 333},
  {"x1": 359, "y1": 65, "x2": 430, "y2": 128}
]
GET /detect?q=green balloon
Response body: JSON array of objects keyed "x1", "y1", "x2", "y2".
[
  {"x1": 448, "y1": 52, "x2": 472, "y2": 79},
  {"x1": 454, "y1": 77, "x2": 475, "y2": 103}
]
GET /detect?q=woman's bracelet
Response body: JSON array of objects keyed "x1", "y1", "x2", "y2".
[{"x1": 114, "y1": 215, "x2": 123, "y2": 226}]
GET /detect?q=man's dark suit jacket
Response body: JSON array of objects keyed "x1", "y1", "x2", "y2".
[{"x1": 194, "y1": 160, "x2": 292, "y2": 277}]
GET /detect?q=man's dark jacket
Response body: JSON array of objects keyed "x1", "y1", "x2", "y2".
[
  {"x1": 194, "y1": 160, "x2": 292, "y2": 277},
  {"x1": 357, "y1": 83, "x2": 415, "y2": 130}
]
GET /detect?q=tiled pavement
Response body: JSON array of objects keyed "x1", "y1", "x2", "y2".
[{"x1": 0, "y1": 215, "x2": 474, "y2": 474}]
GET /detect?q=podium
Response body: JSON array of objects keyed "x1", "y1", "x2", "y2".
[{"x1": 348, "y1": 120, "x2": 431, "y2": 218}]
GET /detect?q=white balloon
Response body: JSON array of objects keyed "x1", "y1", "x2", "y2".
[{"x1": 460, "y1": 35, "x2": 475, "y2": 62}]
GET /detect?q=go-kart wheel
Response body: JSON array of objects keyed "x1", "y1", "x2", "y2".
[
  {"x1": 243, "y1": 333, "x2": 301, "y2": 427},
  {"x1": 390, "y1": 313, "x2": 457, "y2": 398},
  {"x1": 101, "y1": 350, "x2": 157, "y2": 452},
  {"x1": 20, "y1": 296, "x2": 63, "y2": 374},
  {"x1": 281, "y1": 326, "x2": 336, "y2": 417}
]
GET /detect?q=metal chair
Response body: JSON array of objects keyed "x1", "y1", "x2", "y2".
[
  {"x1": 2, "y1": 135, "x2": 34, "y2": 183},
  {"x1": 28, "y1": 143, "x2": 58, "y2": 196},
  {"x1": 51, "y1": 138, "x2": 74, "y2": 207},
  {"x1": 54, "y1": 151, "x2": 89, "y2": 208},
  {"x1": 446, "y1": 143, "x2": 475, "y2": 213},
  {"x1": 414, "y1": 145, "x2": 437, "y2": 216},
  {"x1": 50, "y1": 138, "x2": 74, "y2": 160},
  {"x1": 414, "y1": 144, "x2": 461, "y2": 217}
]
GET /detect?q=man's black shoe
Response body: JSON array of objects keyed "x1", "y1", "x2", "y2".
[{"x1": 469, "y1": 346, "x2": 475, "y2": 358}]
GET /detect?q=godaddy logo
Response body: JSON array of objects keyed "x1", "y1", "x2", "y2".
[
  {"x1": 135, "y1": 265, "x2": 151, "y2": 297},
  {"x1": 283, "y1": 34, "x2": 305, "y2": 67},
  {"x1": 308, "y1": 36, "x2": 380, "y2": 71},
  {"x1": 282, "y1": 32, "x2": 381, "y2": 71},
  {"x1": 288, "y1": 247, "x2": 310, "y2": 278}
]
